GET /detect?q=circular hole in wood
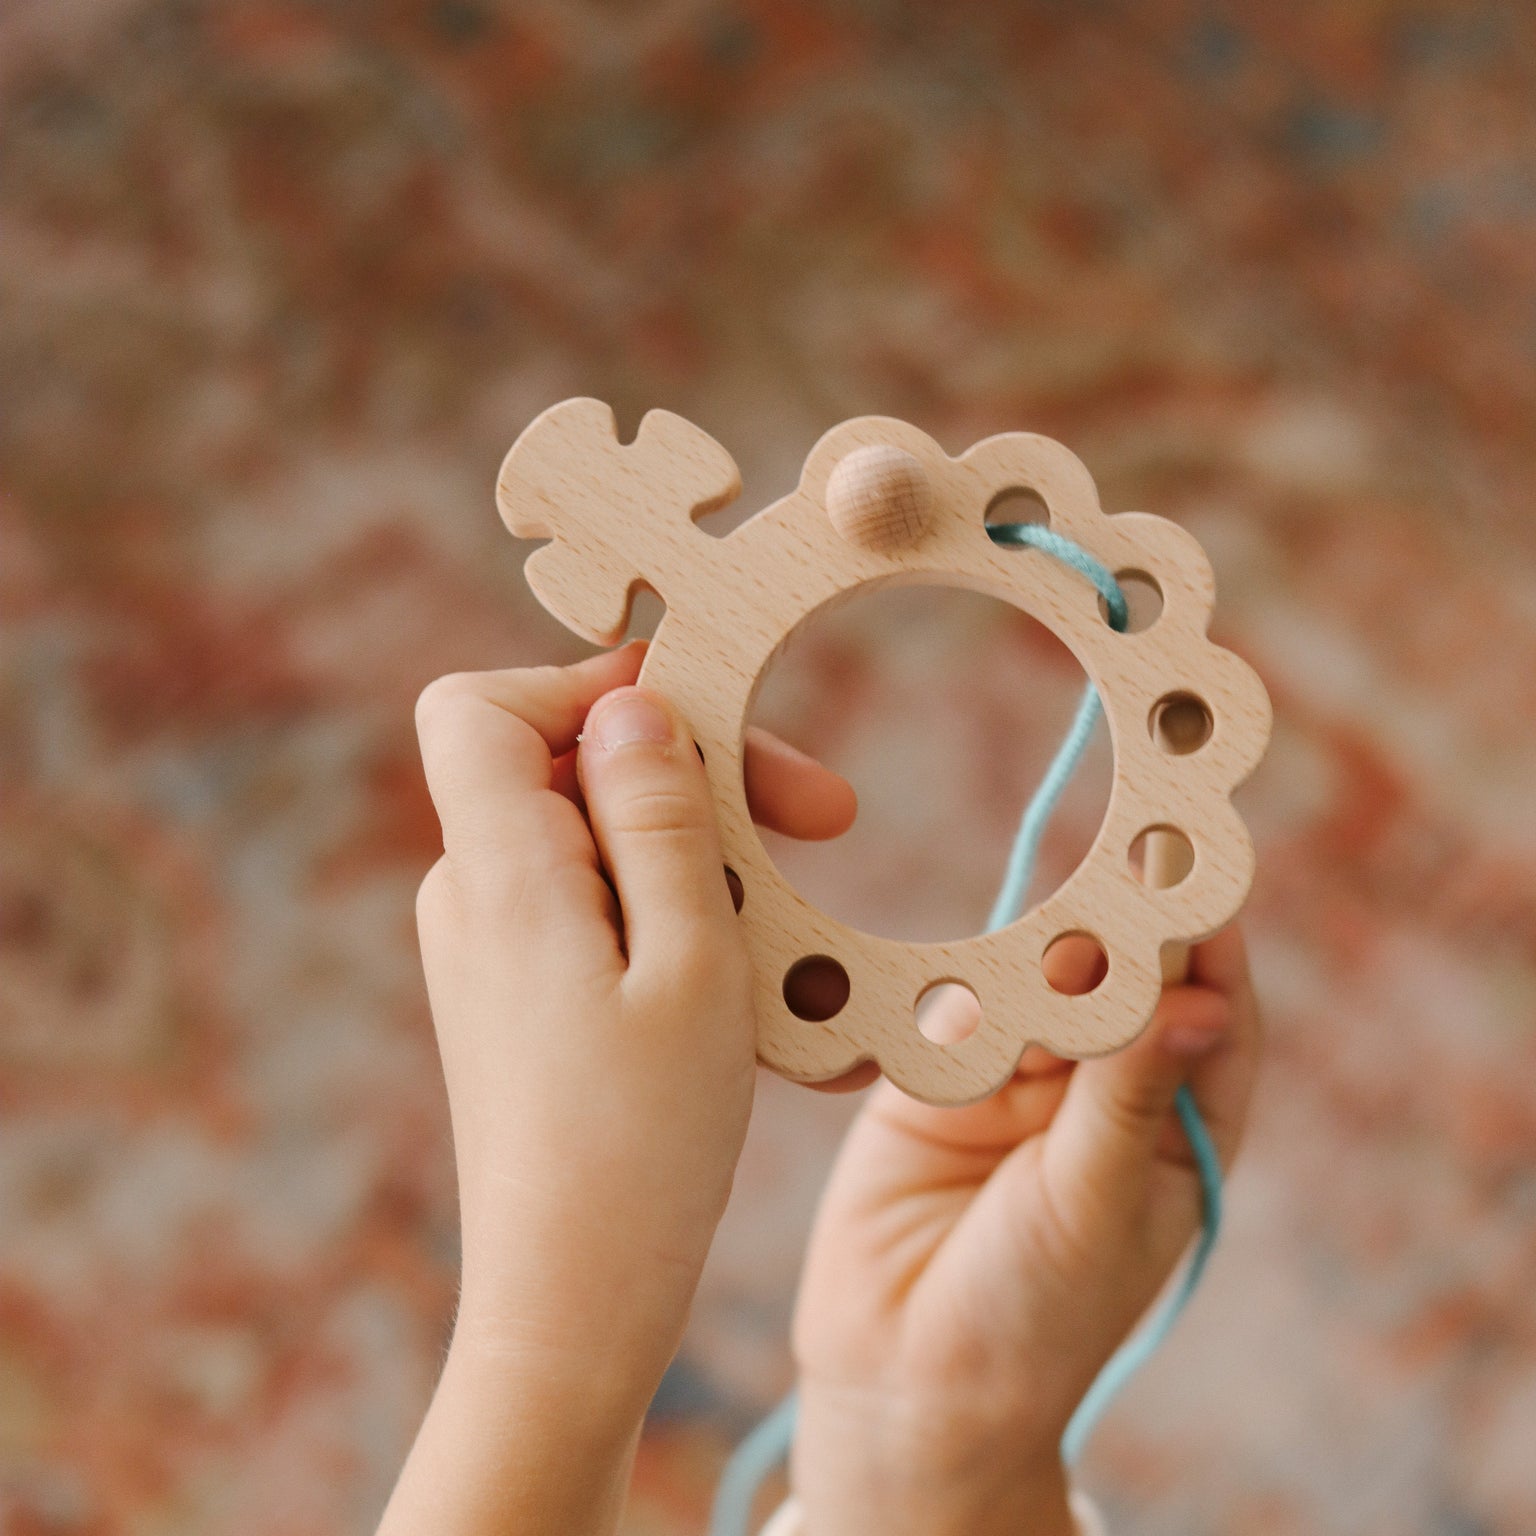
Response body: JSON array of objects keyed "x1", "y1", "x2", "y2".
[
  {"x1": 984, "y1": 486, "x2": 1049, "y2": 532},
  {"x1": 1129, "y1": 826, "x2": 1194, "y2": 888},
  {"x1": 724, "y1": 865, "x2": 745, "y2": 912},
  {"x1": 1043, "y1": 932, "x2": 1109, "y2": 995},
  {"x1": 916, "y1": 980, "x2": 981, "y2": 1043},
  {"x1": 783, "y1": 956, "x2": 850, "y2": 1021},
  {"x1": 748, "y1": 587, "x2": 1112, "y2": 943},
  {"x1": 1098, "y1": 570, "x2": 1163, "y2": 633},
  {"x1": 1150, "y1": 692, "x2": 1213, "y2": 755}
]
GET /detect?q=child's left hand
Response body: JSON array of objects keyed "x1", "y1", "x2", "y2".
[
  {"x1": 788, "y1": 928, "x2": 1262, "y2": 1536},
  {"x1": 380, "y1": 641, "x2": 855, "y2": 1536}
]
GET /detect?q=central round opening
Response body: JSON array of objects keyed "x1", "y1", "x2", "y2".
[{"x1": 746, "y1": 583, "x2": 1113, "y2": 944}]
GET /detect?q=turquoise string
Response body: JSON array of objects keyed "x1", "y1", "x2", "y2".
[
  {"x1": 709, "y1": 1392, "x2": 801, "y2": 1535},
  {"x1": 708, "y1": 523, "x2": 1223, "y2": 1536},
  {"x1": 982, "y1": 522, "x2": 1126, "y2": 935},
  {"x1": 1059, "y1": 1082, "x2": 1222, "y2": 1465}
]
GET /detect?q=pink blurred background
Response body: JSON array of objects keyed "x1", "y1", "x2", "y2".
[{"x1": 4, "y1": 3, "x2": 1535, "y2": 1532}]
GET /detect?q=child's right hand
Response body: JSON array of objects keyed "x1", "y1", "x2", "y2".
[{"x1": 382, "y1": 641, "x2": 855, "y2": 1536}]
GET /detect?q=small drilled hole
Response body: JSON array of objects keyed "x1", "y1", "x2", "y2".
[
  {"x1": 784, "y1": 956, "x2": 850, "y2": 1021},
  {"x1": 724, "y1": 866, "x2": 744, "y2": 912},
  {"x1": 1043, "y1": 932, "x2": 1109, "y2": 995},
  {"x1": 1150, "y1": 692, "x2": 1213, "y2": 755},
  {"x1": 984, "y1": 486, "x2": 1049, "y2": 531},
  {"x1": 1129, "y1": 826, "x2": 1194, "y2": 888},
  {"x1": 1099, "y1": 569, "x2": 1163, "y2": 633},
  {"x1": 916, "y1": 980, "x2": 981, "y2": 1043}
]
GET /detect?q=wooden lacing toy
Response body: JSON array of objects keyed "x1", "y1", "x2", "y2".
[{"x1": 497, "y1": 399, "x2": 1271, "y2": 1107}]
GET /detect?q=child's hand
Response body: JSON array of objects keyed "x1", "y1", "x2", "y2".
[
  {"x1": 382, "y1": 642, "x2": 854, "y2": 1536},
  {"x1": 789, "y1": 929, "x2": 1262, "y2": 1536}
]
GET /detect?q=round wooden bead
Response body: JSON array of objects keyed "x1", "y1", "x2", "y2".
[{"x1": 825, "y1": 444, "x2": 934, "y2": 552}]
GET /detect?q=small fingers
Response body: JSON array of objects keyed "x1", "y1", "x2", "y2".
[
  {"x1": 1189, "y1": 922, "x2": 1254, "y2": 997},
  {"x1": 861, "y1": 1067, "x2": 1071, "y2": 1156},
  {"x1": 1041, "y1": 926, "x2": 1258, "y2": 1213},
  {"x1": 742, "y1": 728, "x2": 857, "y2": 840},
  {"x1": 413, "y1": 646, "x2": 647, "y2": 947},
  {"x1": 1154, "y1": 983, "x2": 1232, "y2": 1059},
  {"x1": 415, "y1": 643, "x2": 646, "y2": 845},
  {"x1": 1178, "y1": 927, "x2": 1263, "y2": 1172},
  {"x1": 547, "y1": 719, "x2": 857, "y2": 848}
]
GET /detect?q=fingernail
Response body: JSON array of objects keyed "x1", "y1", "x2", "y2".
[
  {"x1": 1162, "y1": 1024, "x2": 1224, "y2": 1058},
  {"x1": 589, "y1": 692, "x2": 674, "y2": 752}
]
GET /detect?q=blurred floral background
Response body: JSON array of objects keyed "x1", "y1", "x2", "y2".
[{"x1": 4, "y1": 2, "x2": 1536, "y2": 1532}]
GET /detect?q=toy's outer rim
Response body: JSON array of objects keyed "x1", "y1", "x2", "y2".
[
  {"x1": 497, "y1": 402, "x2": 1272, "y2": 1107},
  {"x1": 630, "y1": 417, "x2": 1270, "y2": 1106}
]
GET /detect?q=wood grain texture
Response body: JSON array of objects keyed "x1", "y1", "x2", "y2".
[{"x1": 498, "y1": 400, "x2": 1272, "y2": 1105}]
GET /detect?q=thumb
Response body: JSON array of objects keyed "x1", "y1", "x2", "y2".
[
  {"x1": 1041, "y1": 992, "x2": 1223, "y2": 1235},
  {"x1": 576, "y1": 685, "x2": 737, "y2": 980}
]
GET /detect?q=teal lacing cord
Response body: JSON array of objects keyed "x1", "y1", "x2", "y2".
[
  {"x1": 708, "y1": 524, "x2": 1224, "y2": 1535},
  {"x1": 1060, "y1": 1082, "x2": 1221, "y2": 1465},
  {"x1": 709, "y1": 1393, "x2": 802, "y2": 1534}
]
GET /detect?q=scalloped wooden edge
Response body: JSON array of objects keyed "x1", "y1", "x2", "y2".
[{"x1": 499, "y1": 402, "x2": 1272, "y2": 1105}]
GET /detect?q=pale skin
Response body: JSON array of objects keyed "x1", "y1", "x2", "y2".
[{"x1": 380, "y1": 641, "x2": 1262, "y2": 1536}]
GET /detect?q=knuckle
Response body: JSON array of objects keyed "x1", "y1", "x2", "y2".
[
  {"x1": 1104, "y1": 1076, "x2": 1174, "y2": 1137},
  {"x1": 673, "y1": 933, "x2": 738, "y2": 993},
  {"x1": 610, "y1": 784, "x2": 708, "y2": 839},
  {"x1": 414, "y1": 672, "x2": 484, "y2": 737},
  {"x1": 446, "y1": 834, "x2": 542, "y2": 910},
  {"x1": 419, "y1": 813, "x2": 541, "y2": 913},
  {"x1": 634, "y1": 933, "x2": 746, "y2": 1011},
  {"x1": 436, "y1": 848, "x2": 567, "y2": 940},
  {"x1": 1031, "y1": 1163, "x2": 1102, "y2": 1277}
]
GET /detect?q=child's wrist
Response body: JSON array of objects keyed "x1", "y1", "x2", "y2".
[
  {"x1": 448, "y1": 1296, "x2": 671, "y2": 1434},
  {"x1": 379, "y1": 1320, "x2": 648, "y2": 1535},
  {"x1": 766, "y1": 1487, "x2": 1099, "y2": 1536},
  {"x1": 451, "y1": 1194, "x2": 716, "y2": 1419},
  {"x1": 791, "y1": 1379, "x2": 1076, "y2": 1536},
  {"x1": 792, "y1": 1463, "x2": 1077, "y2": 1536}
]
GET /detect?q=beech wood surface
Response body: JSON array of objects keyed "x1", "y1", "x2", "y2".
[{"x1": 498, "y1": 399, "x2": 1271, "y2": 1104}]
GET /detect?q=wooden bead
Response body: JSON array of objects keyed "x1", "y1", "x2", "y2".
[{"x1": 825, "y1": 444, "x2": 934, "y2": 552}]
